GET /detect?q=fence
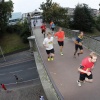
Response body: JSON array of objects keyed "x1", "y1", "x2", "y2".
[{"x1": 47, "y1": 24, "x2": 100, "y2": 55}]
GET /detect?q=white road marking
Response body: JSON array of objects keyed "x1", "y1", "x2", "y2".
[
  {"x1": 0, "y1": 73, "x2": 6, "y2": 76},
  {"x1": 9, "y1": 70, "x2": 23, "y2": 73},
  {"x1": 0, "y1": 67, "x2": 36, "y2": 76}
]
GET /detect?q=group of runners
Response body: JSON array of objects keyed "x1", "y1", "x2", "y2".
[{"x1": 41, "y1": 21, "x2": 98, "y2": 87}]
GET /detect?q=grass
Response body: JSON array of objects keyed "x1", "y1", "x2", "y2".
[{"x1": 0, "y1": 33, "x2": 29, "y2": 54}]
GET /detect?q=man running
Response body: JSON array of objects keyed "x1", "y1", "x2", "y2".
[
  {"x1": 74, "y1": 31, "x2": 84, "y2": 57},
  {"x1": 41, "y1": 23, "x2": 46, "y2": 38},
  {"x1": 43, "y1": 32, "x2": 54, "y2": 61},
  {"x1": 77, "y1": 52, "x2": 97, "y2": 87},
  {"x1": 54, "y1": 27, "x2": 65, "y2": 55}
]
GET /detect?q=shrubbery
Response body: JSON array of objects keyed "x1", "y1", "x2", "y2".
[{"x1": 6, "y1": 20, "x2": 31, "y2": 43}]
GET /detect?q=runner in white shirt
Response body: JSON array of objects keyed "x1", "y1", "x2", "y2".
[{"x1": 43, "y1": 32, "x2": 54, "y2": 61}]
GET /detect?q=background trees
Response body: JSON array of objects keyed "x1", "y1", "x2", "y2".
[
  {"x1": 40, "y1": 0, "x2": 69, "y2": 28},
  {"x1": 72, "y1": 4, "x2": 94, "y2": 32},
  {"x1": 0, "y1": 0, "x2": 13, "y2": 36}
]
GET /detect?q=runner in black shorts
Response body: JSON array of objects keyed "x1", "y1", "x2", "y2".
[
  {"x1": 54, "y1": 28, "x2": 65, "y2": 56},
  {"x1": 43, "y1": 32, "x2": 54, "y2": 61},
  {"x1": 77, "y1": 52, "x2": 97, "y2": 87},
  {"x1": 74, "y1": 31, "x2": 84, "y2": 57}
]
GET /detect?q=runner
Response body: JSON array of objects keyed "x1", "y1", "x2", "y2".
[
  {"x1": 1, "y1": 84, "x2": 7, "y2": 90},
  {"x1": 41, "y1": 23, "x2": 46, "y2": 38},
  {"x1": 33, "y1": 20, "x2": 36, "y2": 28},
  {"x1": 43, "y1": 32, "x2": 54, "y2": 61},
  {"x1": 54, "y1": 27, "x2": 65, "y2": 55},
  {"x1": 50, "y1": 21, "x2": 53, "y2": 29},
  {"x1": 77, "y1": 52, "x2": 97, "y2": 87},
  {"x1": 74, "y1": 31, "x2": 84, "y2": 57},
  {"x1": 51, "y1": 22, "x2": 55, "y2": 34}
]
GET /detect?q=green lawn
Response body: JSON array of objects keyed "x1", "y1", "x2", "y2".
[{"x1": 0, "y1": 33, "x2": 29, "y2": 54}]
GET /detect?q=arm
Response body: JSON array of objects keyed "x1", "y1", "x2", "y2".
[
  {"x1": 78, "y1": 67, "x2": 91, "y2": 76},
  {"x1": 74, "y1": 40, "x2": 79, "y2": 45}
]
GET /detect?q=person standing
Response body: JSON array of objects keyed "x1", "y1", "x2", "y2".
[
  {"x1": 43, "y1": 32, "x2": 54, "y2": 61},
  {"x1": 14, "y1": 74, "x2": 19, "y2": 83},
  {"x1": 74, "y1": 32, "x2": 84, "y2": 57},
  {"x1": 54, "y1": 27, "x2": 65, "y2": 55},
  {"x1": 77, "y1": 52, "x2": 97, "y2": 87},
  {"x1": 41, "y1": 23, "x2": 46, "y2": 38},
  {"x1": 1, "y1": 84, "x2": 7, "y2": 90}
]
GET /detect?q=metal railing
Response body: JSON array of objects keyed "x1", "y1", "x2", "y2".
[{"x1": 47, "y1": 24, "x2": 100, "y2": 55}]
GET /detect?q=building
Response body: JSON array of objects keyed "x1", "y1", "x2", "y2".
[
  {"x1": 90, "y1": 9, "x2": 100, "y2": 17},
  {"x1": 9, "y1": 12, "x2": 22, "y2": 25},
  {"x1": 67, "y1": 7, "x2": 75, "y2": 16}
]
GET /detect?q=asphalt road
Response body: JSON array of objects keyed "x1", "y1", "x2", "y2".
[{"x1": 0, "y1": 51, "x2": 40, "y2": 89}]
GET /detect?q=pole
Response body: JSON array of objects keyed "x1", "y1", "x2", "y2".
[{"x1": 0, "y1": 46, "x2": 6, "y2": 61}]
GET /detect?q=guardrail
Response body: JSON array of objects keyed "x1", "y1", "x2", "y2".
[{"x1": 47, "y1": 24, "x2": 100, "y2": 55}]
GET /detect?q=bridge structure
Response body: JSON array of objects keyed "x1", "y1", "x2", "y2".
[{"x1": 31, "y1": 19, "x2": 100, "y2": 100}]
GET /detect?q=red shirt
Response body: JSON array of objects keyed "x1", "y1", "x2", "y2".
[
  {"x1": 1, "y1": 84, "x2": 7, "y2": 90},
  {"x1": 81, "y1": 57, "x2": 94, "y2": 73},
  {"x1": 54, "y1": 31, "x2": 65, "y2": 41},
  {"x1": 41, "y1": 25, "x2": 46, "y2": 30}
]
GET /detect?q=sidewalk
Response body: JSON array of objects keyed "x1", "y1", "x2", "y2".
[{"x1": 34, "y1": 27, "x2": 100, "y2": 100}]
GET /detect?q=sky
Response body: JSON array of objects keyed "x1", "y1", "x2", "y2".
[{"x1": 5, "y1": 0, "x2": 100, "y2": 13}]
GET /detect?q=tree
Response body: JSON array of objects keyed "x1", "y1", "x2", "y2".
[
  {"x1": 72, "y1": 4, "x2": 94, "y2": 32},
  {"x1": 0, "y1": 0, "x2": 13, "y2": 36},
  {"x1": 40, "y1": 0, "x2": 52, "y2": 22},
  {"x1": 40, "y1": 0, "x2": 69, "y2": 28},
  {"x1": 95, "y1": 15, "x2": 100, "y2": 31}
]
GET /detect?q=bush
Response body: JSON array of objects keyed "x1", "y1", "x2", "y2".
[{"x1": 6, "y1": 20, "x2": 31, "y2": 43}]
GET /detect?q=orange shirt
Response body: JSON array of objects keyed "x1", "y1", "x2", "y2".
[{"x1": 54, "y1": 31, "x2": 65, "y2": 41}]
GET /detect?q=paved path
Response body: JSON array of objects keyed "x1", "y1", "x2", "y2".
[{"x1": 33, "y1": 25, "x2": 100, "y2": 100}]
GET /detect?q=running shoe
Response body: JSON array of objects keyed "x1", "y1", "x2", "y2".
[
  {"x1": 48, "y1": 58, "x2": 51, "y2": 61},
  {"x1": 60, "y1": 52, "x2": 63, "y2": 56},
  {"x1": 51, "y1": 57, "x2": 54, "y2": 61},
  {"x1": 77, "y1": 80, "x2": 81, "y2": 87}
]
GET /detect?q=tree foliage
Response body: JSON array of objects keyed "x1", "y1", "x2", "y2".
[
  {"x1": 72, "y1": 4, "x2": 94, "y2": 32},
  {"x1": 95, "y1": 15, "x2": 100, "y2": 31},
  {"x1": 40, "y1": 0, "x2": 69, "y2": 28},
  {"x1": 0, "y1": 0, "x2": 13, "y2": 35}
]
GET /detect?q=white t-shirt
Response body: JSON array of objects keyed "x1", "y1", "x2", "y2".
[{"x1": 43, "y1": 37, "x2": 53, "y2": 50}]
